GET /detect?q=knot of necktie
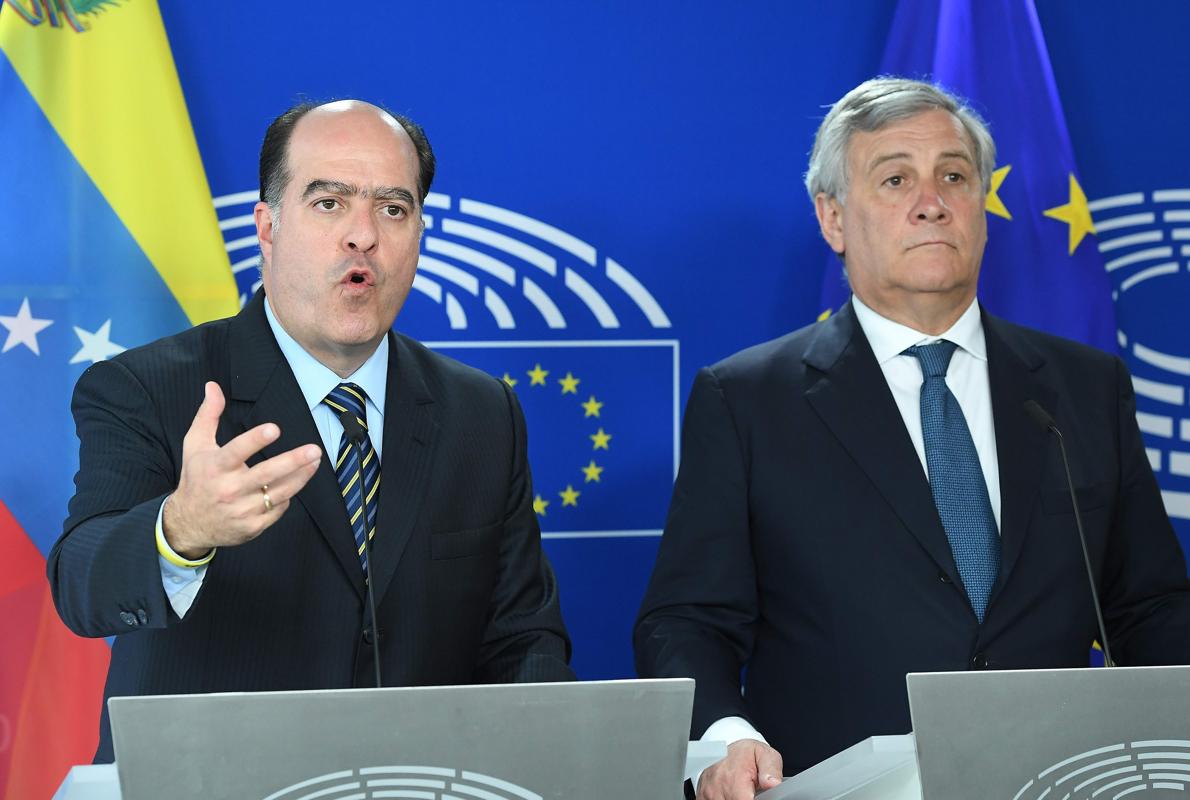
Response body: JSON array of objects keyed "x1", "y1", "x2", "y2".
[
  {"x1": 324, "y1": 382, "x2": 369, "y2": 430},
  {"x1": 906, "y1": 340, "x2": 958, "y2": 378}
]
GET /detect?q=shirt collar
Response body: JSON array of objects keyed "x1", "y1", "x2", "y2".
[
  {"x1": 264, "y1": 296, "x2": 389, "y2": 420},
  {"x1": 850, "y1": 294, "x2": 986, "y2": 365}
]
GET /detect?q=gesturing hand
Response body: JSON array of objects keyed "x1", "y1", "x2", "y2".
[
  {"x1": 696, "y1": 740, "x2": 784, "y2": 800},
  {"x1": 162, "y1": 381, "x2": 322, "y2": 559}
]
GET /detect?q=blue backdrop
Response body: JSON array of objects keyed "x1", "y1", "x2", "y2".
[
  {"x1": 163, "y1": 0, "x2": 1190, "y2": 679},
  {"x1": 20, "y1": 1, "x2": 1190, "y2": 682}
]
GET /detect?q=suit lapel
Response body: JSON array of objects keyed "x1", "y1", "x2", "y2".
[
  {"x1": 367, "y1": 333, "x2": 440, "y2": 604},
  {"x1": 803, "y1": 304, "x2": 962, "y2": 584},
  {"x1": 228, "y1": 292, "x2": 365, "y2": 600},
  {"x1": 982, "y1": 311, "x2": 1055, "y2": 606}
]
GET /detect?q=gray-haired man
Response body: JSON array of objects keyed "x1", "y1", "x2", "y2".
[{"x1": 635, "y1": 77, "x2": 1190, "y2": 800}]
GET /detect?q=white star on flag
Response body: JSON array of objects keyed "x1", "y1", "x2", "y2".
[
  {"x1": 0, "y1": 297, "x2": 54, "y2": 355},
  {"x1": 71, "y1": 320, "x2": 127, "y2": 365}
]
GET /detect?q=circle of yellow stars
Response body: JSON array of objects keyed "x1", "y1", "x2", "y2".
[{"x1": 502, "y1": 363, "x2": 612, "y2": 517}]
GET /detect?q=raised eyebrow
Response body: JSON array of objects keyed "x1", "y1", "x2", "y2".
[
  {"x1": 301, "y1": 179, "x2": 359, "y2": 201},
  {"x1": 867, "y1": 152, "x2": 911, "y2": 174},
  {"x1": 372, "y1": 186, "x2": 418, "y2": 207},
  {"x1": 867, "y1": 149, "x2": 975, "y2": 174},
  {"x1": 937, "y1": 150, "x2": 975, "y2": 167}
]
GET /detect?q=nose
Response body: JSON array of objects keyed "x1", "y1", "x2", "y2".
[
  {"x1": 913, "y1": 181, "x2": 950, "y2": 224},
  {"x1": 343, "y1": 206, "x2": 378, "y2": 253}
]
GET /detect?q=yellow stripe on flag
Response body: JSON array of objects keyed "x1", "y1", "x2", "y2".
[{"x1": 0, "y1": 3, "x2": 238, "y2": 325}]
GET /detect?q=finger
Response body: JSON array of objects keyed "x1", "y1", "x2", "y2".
[
  {"x1": 755, "y1": 746, "x2": 783, "y2": 789},
  {"x1": 223, "y1": 495, "x2": 293, "y2": 546},
  {"x1": 217, "y1": 421, "x2": 282, "y2": 468},
  {"x1": 244, "y1": 443, "x2": 323, "y2": 489},
  {"x1": 184, "y1": 381, "x2": 226, "y2": 450},
  {"x1": 246, "y1": 452, "x2": 322, "y2": 508}
]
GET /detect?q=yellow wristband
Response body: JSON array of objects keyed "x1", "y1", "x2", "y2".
[{"x1": 156, "y1": 500, "x2": 216, "y2": 568}]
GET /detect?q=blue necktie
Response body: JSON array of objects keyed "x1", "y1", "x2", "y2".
[
  {"x1": 906, "y1": 341, "x2": 1000, "y2": 622},
  {"x1": 322, "y1": 383, "x2": 380, "y2": 576}
]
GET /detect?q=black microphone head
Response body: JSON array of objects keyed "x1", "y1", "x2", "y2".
[
  {"x1": 1023, "y1": 399, "x2": 1057, "y2": 434},
  {"x1": 338, "y1": 409, "x2": 367, "y2": 445}
]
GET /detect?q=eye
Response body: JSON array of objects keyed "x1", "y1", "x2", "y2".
[
  {"x1": 884, "y1": 175, "x2": 904, "y2": 187},
  {"x1": 382, "y1": 204, "x2": 407, "y2": 218},
  {"x1": 316, "y1": 198, "x2": 339, "y2": 211},
  {"x1": 943, "y1": 171, "x2": 966, "y2": 183}
]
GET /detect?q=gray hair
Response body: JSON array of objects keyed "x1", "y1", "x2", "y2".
[{"x1": 804, "y1": 77, "x2": 996, "y2": 204}]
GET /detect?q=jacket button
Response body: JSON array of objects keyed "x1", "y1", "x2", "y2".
[
  {"x1": 938, "y1": 572, "x2": 952, "y2": 584},
  {"x1": 119, "y1": 611, "x2": 138, "y2": 627},
  {"x1": 971, "y1": 652, "x2": 989, "y2": 669},
  {"x1": 136, "y1": 609, "x2": 148, "y2": 625},
  {"x1": 362, "y1": 627, "x2": 374, "y2": 645}
]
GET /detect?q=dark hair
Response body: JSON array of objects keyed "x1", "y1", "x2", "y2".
[{"x1": 258, "y1": 100, "x2": 437, "y2": 209}]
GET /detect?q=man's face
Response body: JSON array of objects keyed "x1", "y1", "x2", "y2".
[
  {"x1": 815, "y1": 109, "x2": 987, "y2": 322},
  {"x1": 255, "y1": 101, "x2": 422, "y2": 374}
]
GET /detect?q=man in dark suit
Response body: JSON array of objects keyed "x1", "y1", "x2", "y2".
[
  {"x1": 635, "y1": 77, "x2": 1190, "y2": 799},
  {"x1": 49, "y1": 100, "x2": 573, "y2": 763}
]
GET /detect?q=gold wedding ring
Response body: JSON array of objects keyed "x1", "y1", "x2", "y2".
[{"x1": 261, "y1": 484, "x2": 274, "y2": 513}]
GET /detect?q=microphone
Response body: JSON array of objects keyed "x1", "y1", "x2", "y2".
[
  {"x1": 338, "y1": 409, "x2": 383, "y2": 687},
  {"x1": 1023, "y1": 399, "x2": 1115, "y2": 667}
]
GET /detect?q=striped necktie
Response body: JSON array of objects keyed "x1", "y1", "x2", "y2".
[
  {"x1": 323, "y1": 383, "x2": 380, "y2": 576},
  {"x1": 905, "y1": 340, "x2": 1000, "y2": 622}
]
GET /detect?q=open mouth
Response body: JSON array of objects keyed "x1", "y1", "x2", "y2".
[{"x1": 342, "y1": 268, "x2": 375, "y2": 286}]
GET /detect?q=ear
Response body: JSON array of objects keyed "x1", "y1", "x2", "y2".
[
  {"x1": 814, "y1": 193, "x2": 846, "y2": 256},
  {"x1": 254, "y1": 201, "x2": 275, "y2": 263}
]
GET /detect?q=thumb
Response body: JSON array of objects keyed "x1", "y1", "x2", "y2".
[
  {"x1": 186, "y1": 381, "x2": 226, "y2": 448},
  {"x1": 756, "y1": 746, "x2": 783, "y2": 789}
]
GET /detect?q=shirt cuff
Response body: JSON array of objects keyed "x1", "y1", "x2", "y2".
[
  {"x1": 156, "y1": 497, "x2": 210, "y2": 618},
  {"x1": 701, "y1": 716, "x2": 767, "y2": 746},
  {"x1": 156, "y1": 495, "x2": 216, "y2": 567},
  {"x1": 693, "y1": 717, "x2": 768, "y2": 792}
]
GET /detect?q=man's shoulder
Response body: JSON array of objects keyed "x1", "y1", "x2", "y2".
[
  {"x1": 985, "y1": 313, "x2": 1120, "y2": 372},
  {"x1": 391, "y1": 331, "x2": 508, "y2": 400},
  {"x1": 707, "y1": 317, "x2": 826, "y2": 383}
]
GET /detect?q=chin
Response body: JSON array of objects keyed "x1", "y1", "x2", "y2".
[
  {"x1": 904, "y1": 259, "x2": 972, "y2": 287},
  {"x1": 332, "y1": 321, "x2": 385, "y2": 348}
]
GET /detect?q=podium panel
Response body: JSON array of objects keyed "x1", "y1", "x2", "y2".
[
  {"x1": 108, "y1": 679, "x2": 693, "y2": 800},
  {"x1": 908, "y1": 666, "x2": 1190, "y2": 799}
]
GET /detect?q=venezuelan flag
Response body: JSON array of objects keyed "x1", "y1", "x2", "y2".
[{"x1": 0, "y1": 2, "x2": 237, "y2": 794}]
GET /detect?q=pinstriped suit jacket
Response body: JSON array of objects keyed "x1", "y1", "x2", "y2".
[{"x1": 49, "y1": 291, "x2": 574, "y2": 763}]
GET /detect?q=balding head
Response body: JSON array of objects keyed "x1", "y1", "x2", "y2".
[{"x1": 258, "y1": 99, "x2": 435, "y2": 216}]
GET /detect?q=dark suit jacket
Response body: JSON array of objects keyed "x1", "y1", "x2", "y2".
[
  {"x1": 635, "y1": 302, "x2": 1190, "y2": 775},
  {"x1": 49, "y1": 291, "x2": 573, "y2": 763}
]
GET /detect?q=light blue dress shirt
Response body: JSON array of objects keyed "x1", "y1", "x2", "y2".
[{"x1": 158, "y1": 296, "x2": 390, "y2": 617}]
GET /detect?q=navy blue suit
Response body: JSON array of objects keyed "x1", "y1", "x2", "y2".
[
  {"x1": 49, "y1": 291, "x2": 573, "y2": 762},
  {"x1": 635, "y1": 303, "x2": 1190, "y2": 775}
]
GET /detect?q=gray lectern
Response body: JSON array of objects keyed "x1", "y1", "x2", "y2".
[
  {"x1": 55, "y1": 678, "x2": 695, "y2": 800},
  {"x1": 757, "y1": 665, "x2": 1190, "y2": 799}
]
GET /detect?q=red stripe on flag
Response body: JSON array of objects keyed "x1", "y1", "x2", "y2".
[{"x1": 0, "y1": 500, "x2": 110, "y2": 798}]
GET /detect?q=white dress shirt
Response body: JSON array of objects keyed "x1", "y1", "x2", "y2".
[
  {"x1": 700, "y1": 294, "x2": 1002, "y2": 755},
  {"x1": 158, "y1": 297, "x2": 390, "y2": 618}
]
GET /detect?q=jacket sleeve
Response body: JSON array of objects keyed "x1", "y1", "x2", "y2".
[
  {"x1": 473, "y1": 380, "x2": 575, "y2": 683},
  {"x1": 634, "y1": 366, "x2": 758, "y2": 736},
  {"x1": 1101, "y1": 355, "x2": 1190, "y2": 664},
  {"x1": 48, "y1": 358, "x2": 184, "y2": 637}
]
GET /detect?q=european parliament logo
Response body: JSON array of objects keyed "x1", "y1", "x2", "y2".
[
  {"x1": 213, "y1": 190, "x2": 677, "y2": 540},
  {"x1": 1091, "y1": 188, "x2": 1190, "y2": 524},
  {"x1": 265, "y1": 765, "x2": 544, "y2": 800}
]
